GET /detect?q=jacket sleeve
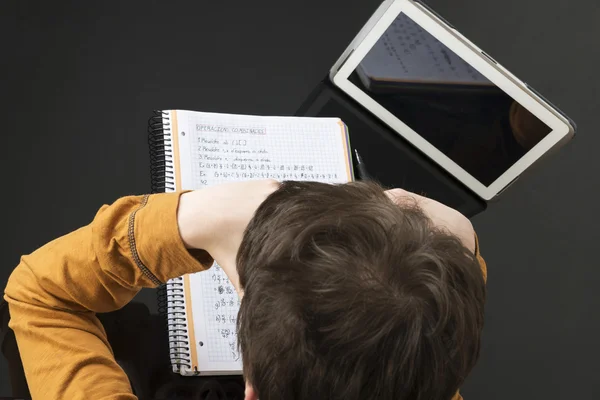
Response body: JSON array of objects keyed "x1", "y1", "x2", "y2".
[{"x1": 4, "y1": 192, "x2": 213, "y2": 400}]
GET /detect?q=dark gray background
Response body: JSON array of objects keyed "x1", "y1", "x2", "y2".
[{"x1": 1, "y1": 0, "x2": 598, "y2": 398}]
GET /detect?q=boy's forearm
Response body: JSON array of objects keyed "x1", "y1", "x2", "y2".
[{"x1": 176, "y1": 180, "x2": 280, "y2": 295}]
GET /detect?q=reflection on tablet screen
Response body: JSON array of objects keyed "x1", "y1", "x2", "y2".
[{"x1": 354, "y1": 12, "x2": 551, "y2": 186}]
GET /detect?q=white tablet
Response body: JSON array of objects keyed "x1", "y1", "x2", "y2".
[{"x1": 330, "y1": 0, "x2": 575, "y2": 200}]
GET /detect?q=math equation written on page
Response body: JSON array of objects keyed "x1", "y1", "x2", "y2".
[
  {"x1": 191, "y1": 124, "x2": 341, "y2": 188},
  {"x1": 202, "y1": 263, "x2": 242, "y2": 363}
]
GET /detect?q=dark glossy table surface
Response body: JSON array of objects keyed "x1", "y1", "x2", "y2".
[{"x1": 2, "y1": 1, "x2": 599, "y2": 399}]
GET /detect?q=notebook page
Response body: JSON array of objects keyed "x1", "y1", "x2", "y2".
[
  {"x1": 357, "y1": 13, "x2": 491, "y2": 86},
  {"x1": 171, "y1": 109, "x2": 353, "y2": 373},
  {"x1": 187, "y1": 262, "x2": 241, "y2": 373}
]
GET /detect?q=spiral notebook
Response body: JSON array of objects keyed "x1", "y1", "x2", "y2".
[{"x1": 149, "y1": 109, "x2": 353, "y2": 376}]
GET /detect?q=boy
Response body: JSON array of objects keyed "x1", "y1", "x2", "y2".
[{"x1": 5, "y1": 180, "x2": 486, "y2": 400}]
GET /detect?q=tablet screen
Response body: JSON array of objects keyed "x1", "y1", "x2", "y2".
[{"x1": 352, "y1": 12, "x2": 551, "y2": 186}]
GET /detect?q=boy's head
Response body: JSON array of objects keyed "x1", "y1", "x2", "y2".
[{"x1": 236, "y1": 181, "x2": 486, "y2": 400}]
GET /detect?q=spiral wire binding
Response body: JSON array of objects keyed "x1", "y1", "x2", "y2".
[
  {"x1": 148, "y1": 110, "x2": 175, "y2": 193},
  {"x1": 149, "y1": 110, "x2": 193, "y2": 373}
]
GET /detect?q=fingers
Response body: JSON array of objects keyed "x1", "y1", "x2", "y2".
[
  {"x1": 385, "y1": 188, "x2": 424, "y2": 205},
  {"x1": 385, "y1": 188, "x2": 409, "y2": 200}
]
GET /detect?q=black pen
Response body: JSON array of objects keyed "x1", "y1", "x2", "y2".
[{"x1": 354, "y1": 149, "x2": 373, "y2": 181}]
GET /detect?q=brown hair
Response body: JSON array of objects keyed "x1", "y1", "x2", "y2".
[{"x1": 237, "y1": 181, "x2": 485, "y2": 400}]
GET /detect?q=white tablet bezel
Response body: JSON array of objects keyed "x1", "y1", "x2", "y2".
[{"x1": 330, "y1": 0, "x2": 574, "y2": 200}]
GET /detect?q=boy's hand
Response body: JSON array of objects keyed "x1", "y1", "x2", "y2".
[
  {"x1": 385, "y1": 188, "x2": 475, "y2": 253},
  {"x1": 177, "y1": 180, "x2": 279, "y2": 293}
]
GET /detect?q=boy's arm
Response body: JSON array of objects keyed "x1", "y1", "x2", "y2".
[{"x1": 4, "y1": 192, "x2": 213, "y2": 400}]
